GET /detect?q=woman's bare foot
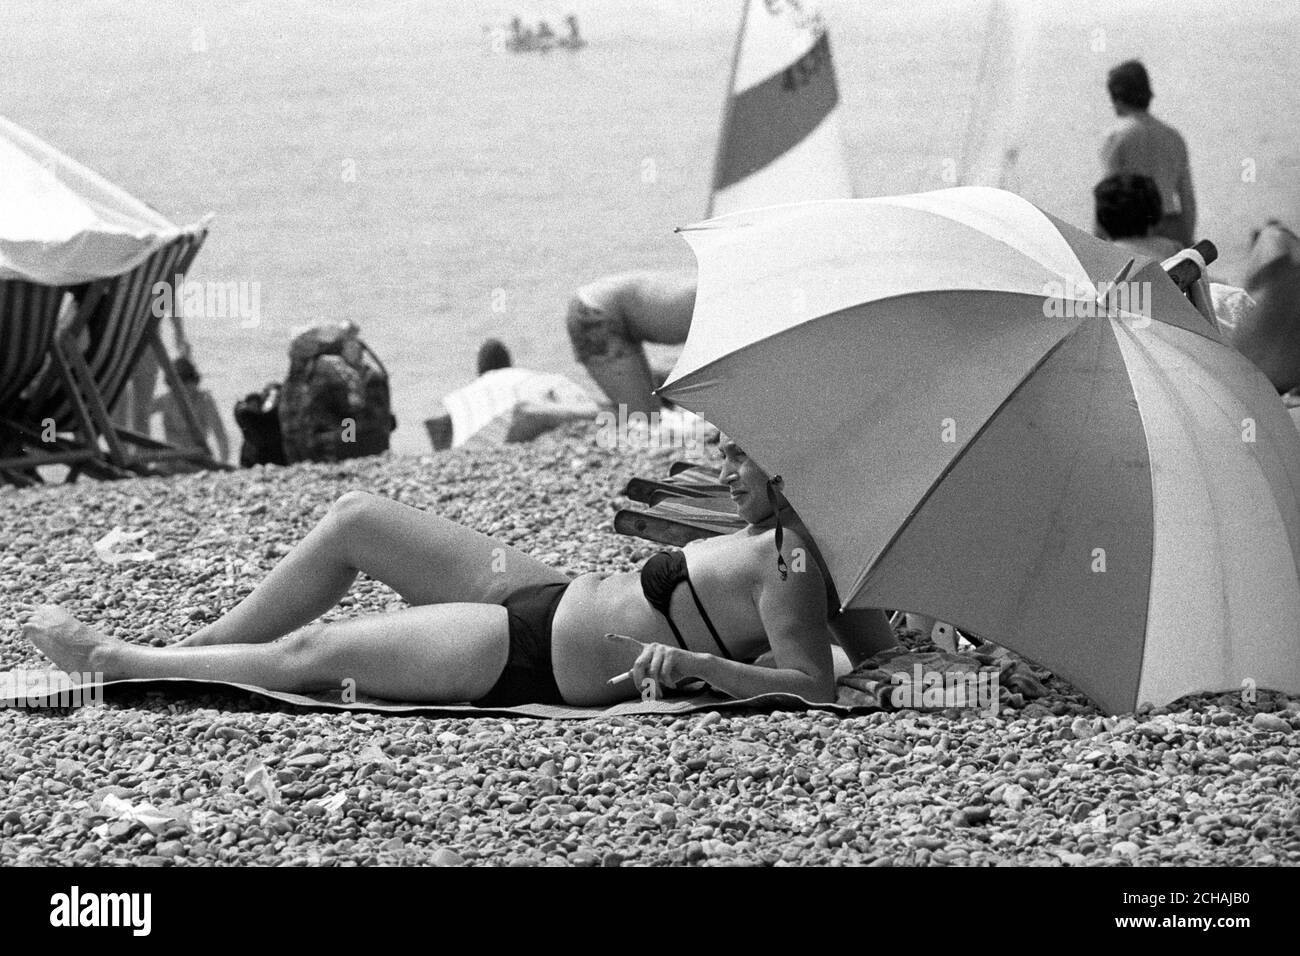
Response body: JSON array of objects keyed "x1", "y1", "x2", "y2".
[{"x1": 21, "y1": 605, "x2": 121, "y2": 677}]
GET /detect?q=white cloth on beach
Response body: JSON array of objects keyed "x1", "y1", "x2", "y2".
[
  {"x1": 0, "y1": 115, "x2": 185, "y2": 285},
  {"x1": 442, "y1": 367, "x2": 598, "y2": 448},
  {"x1": 1208, "y1": 282, "x2": 1256, "y2": 336}
]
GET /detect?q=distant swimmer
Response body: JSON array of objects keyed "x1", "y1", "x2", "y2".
[
  {"x1": 562, "y1": 14, "x2": 585, "y2": 50},
  {"x1": 565, "y1": 270, "x2": 695, "y2": 416},
  {"x1": 1093, "y1": 173, "x2": 1182, "y2": 260},
  {"x1": 508, "y1": 16, "x2": 534, "y2": 51},
  {"x1": 1100, "y1": 60, "x2": 1196, "y2": 248}
]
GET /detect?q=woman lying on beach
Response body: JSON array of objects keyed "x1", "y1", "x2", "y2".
[{"x1": 24, "y1": 439, "x2": 896, "y2": 707}]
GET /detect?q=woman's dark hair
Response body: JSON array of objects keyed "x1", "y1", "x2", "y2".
[
  {"x1": 476, "y1": 338, "x2": 512, "y2": 375},
  {"x1": 175, "y1": 356, "x2": 200, "y2": 385},
  {"x1": 1094, "y1": 174, "x2": 1163, "y2": 239},
  {"x1": 1107, "y1": 60, "x2": 1153, "y2": 110}
]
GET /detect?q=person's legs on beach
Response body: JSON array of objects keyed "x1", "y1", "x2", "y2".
[
  {"x1": 23, "y1": 603, "x2": 511, "y2": 702},
  {"x1": 566, "y1": 292, "x2": 658, "y2": 414},
  {"x1": 126, "y1": 349, "x2": 161, "y2": 435},
  {"x1": 178, "y1": 491, "x2": 567, "y2": 647},
  {"x1": 565, "y1": 271, "x2": 695, "y2": 416}
]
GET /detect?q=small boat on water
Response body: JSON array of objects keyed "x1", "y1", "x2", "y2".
[{"x1": 497, "y1": 14, "x2": 586, "y2": 54}]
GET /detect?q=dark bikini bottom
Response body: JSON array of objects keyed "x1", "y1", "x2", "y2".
[{"x1": 471, "y1": 581, "x2": 570, "y2": 708}]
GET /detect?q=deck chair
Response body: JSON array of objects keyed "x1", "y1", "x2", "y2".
[
  {"x1": 8, "y1": 223, "x2": 226, "y2": 478},
  {"x1": 614, "y1": 461, "x2": 740, "y2": 544},
  {"x1": 0, "y1": 280, "x2": 109, "y2": 484}
]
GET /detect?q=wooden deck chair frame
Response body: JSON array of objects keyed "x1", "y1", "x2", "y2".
[{"x1": 14, "y1": 223, "x2": 226, "y2": 478}]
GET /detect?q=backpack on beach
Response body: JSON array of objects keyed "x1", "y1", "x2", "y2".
[{"x1": 278, "y1": 322, "x2": 397, "y2": 464}]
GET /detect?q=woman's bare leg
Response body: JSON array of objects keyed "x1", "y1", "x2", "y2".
[
  {"x1": 181, "y1": 491, "x2": 566, "y2": 648},
  {"x1": 25, "y1": 603, "x2": 511, "y2": 703}
]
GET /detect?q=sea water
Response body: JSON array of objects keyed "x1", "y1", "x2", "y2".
[{"x1": 6, "y1": 0, "x2": 1298, "y2": 455}]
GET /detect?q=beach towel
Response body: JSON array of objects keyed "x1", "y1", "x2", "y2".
[{"x1": 0, "y1": 647, "x2": 1050, "y2": 718}]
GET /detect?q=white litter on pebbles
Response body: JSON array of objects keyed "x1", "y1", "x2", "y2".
[{"x1": 1, "y1": 422, "x2": 1297, "y2": 866}]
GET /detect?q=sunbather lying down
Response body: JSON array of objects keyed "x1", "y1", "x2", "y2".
[{"x1": 24, "y1": 439, "x2": 897, "y2": 707}]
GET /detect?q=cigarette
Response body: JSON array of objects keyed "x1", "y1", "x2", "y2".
[{"x1": 607, "y1": 671, "x2": 633, "y2": 686}]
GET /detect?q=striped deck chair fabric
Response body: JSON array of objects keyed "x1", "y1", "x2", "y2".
[
  {"x1": 22, "y1": 225, "x2": 208, "y2": 432},
  {"x1": 0, "y1": 279, "x2": 66, "y2": 410},
  {"x1": 615, "y1": 461, "x2": 744, "y2": 546}
]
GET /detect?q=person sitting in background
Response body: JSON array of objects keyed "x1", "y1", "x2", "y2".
[
  {"x1": 476, "y1": 337, "x2": 512, "y2": 375},
  {"x1": 150, "y1": 356, "x2": 229, "y2": 463},
  {"x1": 509, "y1": 17, "x2": 533, "y2": 48},
  {"x1": 111, "y1": 309, "x2": 191, "y2": 438},
  {"x1": 425, "y1": 338, "x2": 600, "y2": 450},
  {"x1": 1093, "y1": 173, "x2": 1182, "y2": 260},
  {"x1": 563, "y1": 14, "x2": 584, "y2": 48},
  {"x1": 1100, "y1": 60, "x2": 1196, "y2": 248}
]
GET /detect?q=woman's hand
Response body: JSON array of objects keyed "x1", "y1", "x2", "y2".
[{"x1": 604, "y1": 634, "x2": 702, "y2": 700}]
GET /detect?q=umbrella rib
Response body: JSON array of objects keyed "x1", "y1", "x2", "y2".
[{"x1": 844, "y1": 325, "x2": 1083, "y2": 613}]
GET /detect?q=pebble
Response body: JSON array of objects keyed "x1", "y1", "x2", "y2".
[
  {"x1": 1115, "y1": 811, "x2": 1142, "y2": 833},
  {"x1": 1111, "y1": 841, "x2": 1140, "y2": 859},
  {"x1": 1070, "y1": 717, "x2": 1096, "y2": 739},
  {"x1": 956, "y1": 805, "x2": 992, "y2": 826},
  {"x1": 288, "y1": 753, "x2": 329, "y2": 768},
  {"x1": 1252, "y1": 713, "x2": 1290, "y2": 733},
  {"x1": 1001, "y1": 784, "x2": 1030, "y2": 812}
]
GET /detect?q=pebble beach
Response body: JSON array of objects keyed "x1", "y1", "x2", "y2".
[{"x1": 2, "y1": 424, "x2": 1297, "y2": 867}]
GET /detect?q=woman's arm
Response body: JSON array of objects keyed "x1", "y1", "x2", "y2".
[
  {"x1": 829, "y1": 608, "x2": 898, "y2": 669},
  {"x1": 732, "y1": 540, "x2": 837, "y2": 701},
  {"x1": 691, "y1": 646, "x2": 834, "y2": 703}
]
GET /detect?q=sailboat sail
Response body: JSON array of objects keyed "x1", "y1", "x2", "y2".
[
  {"x1": 958, "y1": 0, "x2": 1037, "y2": 191},
  {"x1": 708, "y1": 0, "x2": 854, "y2": 217}
]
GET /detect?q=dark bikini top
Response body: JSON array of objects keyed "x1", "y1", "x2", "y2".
[{"x1": 639, "y1": 550, "x2": 735, "y2": 660}]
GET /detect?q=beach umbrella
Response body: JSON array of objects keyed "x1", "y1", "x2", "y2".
[{"x1": 659, "y1": 186, "x2": 1300, "y2": 714}]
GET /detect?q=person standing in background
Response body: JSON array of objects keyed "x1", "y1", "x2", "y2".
[
  {"x1": 112, "y1": 309, "x2": 191, "y2": 438},
  {"x1": 1100, "y1": 60, "x2": 1196, "y2": 248},
  {"x1": 151, "y1": 356, "x2": 229, "y2": 465}
]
